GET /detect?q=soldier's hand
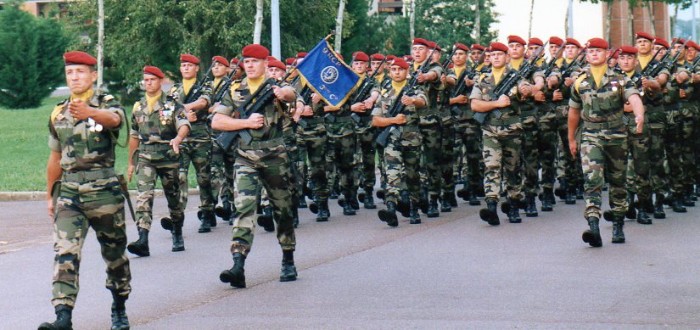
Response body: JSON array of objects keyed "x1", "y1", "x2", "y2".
[
  {"x1": 351, "y1": 102, "x2": 367, "y2": 113},
  {"x1": 519, "y1": 84, "x2": 532, "y2": 98},
  {"x1": 440, "y1": 74, "x2": 447, "y2": 85},
  {"x1": 569, "y1": 140, "x2": 578, "y2": 158},
  {"x1": 272, "y1": 85, "x2": 286, "y2": 100},
  {"x1": 302, "y1": 105, "x2": 313, "y2": 116},
  {"x1": 363, "y1": 99, "x2": 375, "y2": 110},
  {"x1": 452, "y1": 95, "x2": 468, "y2": 105},
  {"x1": 676, "y1": 71, "x2": 690, "y2": 84},
  {"x1": 47, "y1": 199, "x2": 55, "y2": 219},
  {"x1": 547, "y1": 76, "x2": 559, "y2": 89},
  {"x1": 185, "y1": 110, "x2": 197, "y2": 122},
  {"x1": 680, "y1": 89, "x2": 688, "y2": 99},
  {"x1": 312, "y1": 93, "x2": 321, "y2": 104},
  {"x1": 497, "y1": 95, "x2": 511, "y2": 108},
  {"x1": 465, "y1": 77, "x2": 475, "y2": 86},
  {"x1": 417, "y1": 73, "x2": 427, "y2": 83},
  {"x1": 534, "y1": 91, "x2": 546, "y2": 102},
  {"x1": 564, "y1": 77, "x2": 575, "y2": 87},
  {"x1": 552, "y1": 89, "x2": 563, "y2": 101},
  {"x1": 127, "y1": 164, "x2": 135, "y2": 182},
  {"x1": 68, "y1": 99, "x2": 94, "y2": 121},
  {"x1": 170, "y1": 136, "x2": 183, "y2": 154},
  {"x1": 401, "y1": 95, "x2": 415, "y2": 106},
  {"x1": 394, "y1": 114, "x2": 407, "y2": 125},
  {"x1": 248, "y1": 113, "x2": 265, "y2": 129},
  {"x1": 635, "y1": 115, "x2": 644, "y2": 134}
]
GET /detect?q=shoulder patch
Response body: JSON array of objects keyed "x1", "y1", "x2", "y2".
[
  {"x1": 50, "y1": 104, "x2": 65, "y2": 123},
  {"x1": 574, "y1": 74, "x2": 588, "y2": 94},
  {"x1": 133, "y1": 101, "x2": 141, "y2": 112}
]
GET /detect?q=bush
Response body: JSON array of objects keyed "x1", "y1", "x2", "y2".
[{"x1": 0, "y1": 4, "x2": 69, "y2": 109}]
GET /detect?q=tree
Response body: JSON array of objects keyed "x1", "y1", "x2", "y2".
[{"x1": 0, "y1": 3, "x2": 70, "y2": 108}]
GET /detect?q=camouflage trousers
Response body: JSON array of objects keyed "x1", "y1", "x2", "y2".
[
  {"x1": 439, "y1": 120, "x2": 456, "y2": 195},
  {"x1": 178, "y1": 140, "x2": 215, "y2": 212},
  {"x1": 647, "y1": 122, "x2": 668, "y2": 194},
  {"x1": 135, "y1": 150, "x2": 183, "y2": 231},
  {"x1": 52, "y1": 177, "x2": 131, "y2": 307},
  {"x1": 482, "y1": 124, "x2": 523, "y2": 201},
  {"x1": 297, "y1": 131, "x2": 329, "y2": 201},
  {"x1": 384, "y1": 132, "x2": 422, "y2": 204},
  {"x1": 537, "y1": 108, "x2": 558, "y2": 190},
  {"x1": 521, "y1": 114, "x2": 540, "y2": 196},
  {"x1": 231, "y1": 148, "x2": 295, "y2": 256},
  {"x1": 326, "y1": 133, "x2": 356, "y2": 196},
  {"x1": 579, "y1": 127, "x2": 628, "y2": 219},
  {"x1": 556, "y1": 105, "x2": 583, "y2": 187},
  {"x1": 210, "y1": 139, "x2": 236, "y2": 206},
  {"x1": 624, "y1": 113, "x2": 651, "y2": 202},
  {"x1": 454, "y1": 119, "x2": 483, "y2": 190},
  {"x1": 664, "y1": 109, "x2": 685, "y2": 197},
  {"x1": 419, "y1": 122, "x2": 442, "y2": 197},
  {"x1": 679, "y1": 105, "x2": 697, "y2": 191},
  {"x1": 356, "y1": 128, "x2": 377, "y2": 193}
]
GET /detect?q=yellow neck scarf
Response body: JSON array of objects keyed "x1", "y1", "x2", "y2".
[
  {"x1": 247, "y1": 76, "x2": 266, "y2": 94},
  {"x1": 454, "y1": 65, "x2": 466, "y2": 79},
  {"x1": 492, "y1": 66, "x2": 506, "y2": 85},
  {"x1": 638, "y1": 53, "x2": 653, "y2": 70},
  {"x1": 625, "y1": 70, "x2": 635, "y2": 78},
  {"x1": 413, "y1": 61, "x2": 425, "y2": 72},
  {"x1": 183, "y1": 78, "x2": 196, "y2": 96},
  {"x1": 213, "y1": 77, "x2": 222, "y2": 90},
  {"x1": 391, "y1": 79, "x2": 407, "y2": 95},
  {"x1": 70, "y1": 89, "x2": 94, "y2": 103},
  {"x1": 146, "y1": 92, "x2": 162, "y2": 114},
  {"x1": 375, "y1": 73, "x2": 385, "y2": 83},
  {"x1": 590, "y1": 64, "x2": 607, "y2": 89},
  {"x1": 509, "y1": 57, "x2": 524, "y2": 70}
]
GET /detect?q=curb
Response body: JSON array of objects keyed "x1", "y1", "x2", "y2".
[{"x1": 0, "y1": 188, "x2": 201, "y2": 202}]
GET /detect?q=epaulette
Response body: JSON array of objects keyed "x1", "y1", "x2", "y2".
[
  {"x1": 50, "y1": 101, "x2": 67, "y2": 124},
  {"x1": 133, "y1": 101, "x2": 141, "y2": 112},
  {"x1": 574, "y1": 73, "x2": 588, "y2": 94}
]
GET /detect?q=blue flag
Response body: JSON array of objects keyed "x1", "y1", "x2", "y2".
[{"x1": 296, "y1": 39, "x2": 361, "y2": 107}]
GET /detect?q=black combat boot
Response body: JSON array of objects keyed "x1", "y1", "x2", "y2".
[
  {"x1": 456, "y1": 185, "x2": 469, "y2": 201},
  {"x1": 256, "y1": 206, "x2": 275, "y2": 232},
  {"x1": 409, "y1": 201, "x2": 421, "y2": 224},
  {"x1": 625, "y1": 192, "x2": 637, "y2": 220},
  {"x1": 468, "y1": 185, "x2": 481, "y2": 205},
  {"x1": 565, "y1": 186, "x2": 576, "y2": 205},
  {"x1": 612, "y1": 219, "x2": 625, "y2": 244},
  {"x1": 110, "y1": 292, "x2": 129, "y2": 330},
  {"x1": 479, "y1": 198, "x2": 500, "y2": 226},
  {"x1": 672, "y1": 194, "x2": 687, "y2": 213},
  {"x1": 426, "y1": 196, "x2": 440, "y2": 218},
  {"x1": 362, "y1": 190, "x2": 376, "y2": 209},
  {"x1": 636, "y1": 198, "x2": 652, "y2": 225},
  {"x1": 292, "y1": 206, "x2": 300, "y2": 229},
  {"x1": 446, "y1": 190, "x2": 458, "y2": 208},
  {"x1": 280, "y1": 250, "x2": 297, "y2": 282},
  {"x1": 197, "y1": 210, "x2": 211, "y2": 233},
  {"x1": 349, "y1": 192, "x2": 360, "y2": 210},
  {"x1": 541, "y1": 187, "x2": 554, "y2": 212},
  {"x1": 397, "y1": 191, "x2": 411, "y2": 218},
  {"x1": 219, "y1": 252, "x2": 246, "y2": 288},
  {"x1": 316, "y1": 200, "x2": 330, "y2": 222},
  {"x1": 341, "y1": 193, "x2": 356, "y2": 216},
  {"x1": 171, "y1": 225, "x2": 185, "y2": 252},
  {"x1": 297, "y1": 197, "x2": 308, "y2": 209},
  {"x1": 506, "y1": 198, "x2": 522, "y2": 223},
  {"x1": 653, "y1": 193, "x2": 666, "y2": 219},
  {"x1": 127, "y1": 228, "x2": 150, "y2": 257},
  {"x1": 215, "y1": 200, "x2": 233, "y2": 222},
  {"x1": 440, "y1": 196, "x2": 452, "y2": 213},
  {"x1": 582, "y1": 216, "x2": 603, "y2": 247},
  {"x1": 376, "y1": 188, "x2": 386, "y2": 201},
  {"x1": 38, "y1": 304, "x2": 73, "y2": 330},
  {"x1": 524, "y1": 195, "x2": 538, "y2": 217},
  {"x1": 683, "y1": 194, "x2": 695, "y2": 207},
  {"x1": 378, "y1": 201, "x2": 399, "y2": 227},
  {"x1": 419, "y1": 188, "x2": 429, "y2": 214},
  {"x1": 555, "y1": 179, "x2": 567, "y2": 201},
  {"x1": 576, "y1": 183, "x2": 584, "y2": 199},
  {"x1": 160, "y1": 216, "x2": 173, "y2": 231}
]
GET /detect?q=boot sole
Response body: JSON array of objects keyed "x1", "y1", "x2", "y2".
[
  {"x1": 220, "y1": 270, "x2": 246, "y2": 288},
  {"x1": 127, "y1": 244, "x2": 150, "y2": 257},
  {"x1": 479, "y1": 209, "x2": 500, "y2": 226},
  {"x1": 612, "y1": 238, "x2": 626, "y2": 244},
  {"x1": 378, "y1": 210, "x2": 398, "y2": 227},
  {"x1": 280, "y1": 275, "x2": 297, "y2": 282},
  {"x1": 582, "y1": 230, "x2": 603, "y2": 247},
  {"x1": 198, "y1": 227, "x2": 211, "y2": 233}
]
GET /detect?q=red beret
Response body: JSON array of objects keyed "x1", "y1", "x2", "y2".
[
  {"x1": 549, "y1": 36, "x2": 564, "y2": 46},
  {"x1": 673, "y1": 38, "x2": 686, "y2": 45},
  {"x1": 686, "y1": 41, "x2": 698, "y2": 49},
  {"x1": 565, "y1": 38, "x2": 582, "y2": 48},
  {"x1": 352, "y1": 51, "x2": 369, "y2": 62},
  {"x1": 470, "y1": 44, "x2": 486, "y2": 51},
  {"x1": 63, "y1": 51, "x2": 97, "y2": 66},
  {"x1": 285, "y1": 58, "x2": 296, "y2": 65},
  {"x1": 635, "y1": 32, "x2": 654, "y2": 42},
  {"x1": 507, "y1": 35, "x2": 527, "y2": 45},
  {"x1": 212, "y1": 56, "x2": 228, "y2": 66},
  {"x1": 266, "y1": 56, "x2": 278, "y2": 61},
  {"x1": 268, "y1": 59, "x2": 286, "y2": 71},
  {"x1": 454, "y1": 43, "x2": 469, "y2": 52},
  {"x1": 618, "y1": 45, "x2": 638, "y2": 56},
  {"x1": 610, "y1": 49, "x2": 621, "y2": 59},
  {"x1": 230, "y1": 58, "x2": 239, "y2": 65},
  {"x1": 412, "y1": 38, "x2": 430, "y2": 47},
  {"x1": 143, "y1": 65, "x2": 165, "y2": 79},
  {"x1": 586, "y1": 38, "x2": 609, "y2": 49},
  {"x1": 370, "y1": 53, "x2": 385, "y2": 61},
  {"x1": 489, "y1": 42, "x2": 509, "y2": 53},
  {"x1": 242, "y1": 44, "x2": 270, "y2": 59},
  {"x1": 296, "y1": 52, "x2": 308, "y2": 58},
  {"x1": 654, "y1": 37, "x2": 670, "y2": 49},
  {"x1": 403, "y1": 55, "x2": 413, "y2": 62},
  {"x1": 391, "y1": 57, "x2": 409, "y2": 70},
  {"x1": 386, "y1": 55, "x2": 397, "y2": 61},
  {"x1": 528, "y1": 38, "x2": 544, "y2": 47},
  {"x1": 180, "y1": 54, "x2": 200, "y2": 64},
  {"x1": 429, "y1": 41, "x2": 441, "y2": 52}
]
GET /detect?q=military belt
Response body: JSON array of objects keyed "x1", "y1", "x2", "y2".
[
  {"x1": 400, "y1": 125, "x2": 420, "y2": 133},
  {"x1": 331, "y1": 115, "x2": 354, "y2": 123},
  {"x1": 582, "y1": 120, "x2": 623, "y2": 130},
  {"x1": 63, "y1": 168, "x2": 116, "y2": 183},
  {"x1": 486, "y1": 116, "x2": 520, "y2": 126},
  {"x1": 299, "y1": 117, "x2": 324, "y2": 126},
  {"x1": 238, "y1": 137, "x2": 285, "y2": 150},
  {"x1": 140, "y1": 143, "x2": 171, "y2": 152},
  {"x1": 418, "y1": 108, "x2": 440, "y2": 117}
]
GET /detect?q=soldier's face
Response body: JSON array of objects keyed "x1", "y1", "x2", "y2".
[
  {"x1": 635, "y1": 38, "x2": 653, "y2": 55},
  {"x1": 370, "y1": 60, "x2": 384, "y2": 74},
  {"x1": 672, "y1": 44, "x2": 684, "y2": 59},
  {"x1": 453, "y1": 50, "x2": 468, "y2": 66},
  {"x1": 412, "y1": 45, "x2": 428, "y2": 63},
  {"x1": 686, "y1": 47, "x2": 697, "y2": 61},
  {"x1": 549, "y1": 44, "x2": 561, "y2": 58},
  {"x1": 490, "y1": 51, "x2": 508, "y2": 68},
  {"x1": 243, "y1": 58, "x2": 266, "y2": 79},
  {"x1": 431, "y1": 51, "x2": 442, "y2": 63},
  {"x1": 469, "y1": 50, "x2": 482, "y2": 62},
  {"x1": 65, "y1": 64, "x2": 97, "y2": 95},
  {"x1": 585, "y1": 48, "x2": 607, "y2": 66},
  {"x1": 508, "y1": 43, "x2": 524, "y2": 59},
  {"x1": 617, "y1": 54, "x2": 637, "y2": 72},
  {"x1": 484, "y1": 52, "x2": 492, "y2": 64},
  {"x1": 390, "y1": 65, "x2": 408, "y2": 82},
  {"x1": 142, "y1": 74, "x2": 162, "y2": 95},
  {"x1": 267, "y1": 66, "x2": 285, "y2": 79},
  {"x1": 180, "y1": 62, "x2": 199, "y2": 79},
  {"x1": 652, "y1": 46, "x2": 667, "y2": 61},
  {"x1": 352, "y1": 61, "x2": 368, "y2": 74},
  {"x1": 526, "y1": 45, "x2": 541, "y2": 59},
  {"x1": 211, "y1": 62, "x2": 228, "y2": 78},
  {"x1": 564, "y1": 45, "x2": 579, "y2": 59}
]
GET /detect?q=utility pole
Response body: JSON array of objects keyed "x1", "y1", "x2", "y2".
[
  {"x1": 567, "y1": 0, "x2": 573, "y2": 38},
  {"x1": 335, "y1": 0, "x2": 345, "y2": 53},
  {"x1": 409, "y1": 0, "x2": 415, "y2": 42},
  {"x1": 254, "y1": 0, "x2": 263, "y2": 44},
  {"x1": 271, "y1": 0, "x2": 281, "y2": 59},
  {"x1": 474, "y1": 0, "x2": 481, "y2": 43},
  {"x1": 97, "y1": 0, "x2": 104, "y2": 91}
]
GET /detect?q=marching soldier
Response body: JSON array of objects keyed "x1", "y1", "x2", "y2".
[
  {"x1": 213, "y1": 44, "x2": 299, "y2": 288},
  {"x1": 40, "y1": 51, "x2": 131, "y2": 330},
  {"x1": 127, "y1": 66, "x2": 191, "y2": 254},
  {"x1": 370, "y1": 53, "x2": 391, "y2": 192},
  {"x1": 169, "y1": 54, "x2": 216, "y2": 233},
  {"x1": 568, "y1": 38, "x2": 645, "y2": 247}
]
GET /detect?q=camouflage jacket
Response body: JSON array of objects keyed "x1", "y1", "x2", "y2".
[
  {"x1": 469, "y1": 67, "x2": 525, "y2": 126},
  {"x1": 49, "y1": 92, "x2": 126, "y2": 172},
  {"x1": 410, "y1": 61, "x2": 442, "y2": 125},
  {"x1": 294, "y1": 79, "x2": 326, "y2": 135},
  {"x1": 130, "y1": 93, "x2": 190, "y2": 145},
  {"x1": 633, "y1": 59, "x2": 669, "y2": 107},
  {"x1": 371, "y1": 82, "x2": 426, "y2": 147},
  {"x1": 447, "y1": 65, "x2": 476, "y2": 121},
  {"x1": 569, "y1": 66, "x2": 638, "y2": 126},
  {"x1": 169, "y1": 80, "x2": 212, "y2": 142}
]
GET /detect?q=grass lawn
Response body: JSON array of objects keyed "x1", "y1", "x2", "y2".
[{"x1": 0, "y1": 97, "x2": 198, "y2": 192}]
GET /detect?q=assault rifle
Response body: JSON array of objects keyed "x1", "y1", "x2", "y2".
[
  {"x1": 184, "y1": 62, "x2": 215, "y2": 104},
  {"x1": 542, "y1": 43, "x2": 566, "y2": 77},
  {"x1": 212, "y1": 58, "x2": 241, "y2": 103},
  {"x1": 473, "y1": 43, "x2": 547, "y2": 124},
  {"x1": 349, "y1": 57, "x2": 388, "y2": 124},
  {"x1": 660, "y1": 37, "x2": 691, "y2": 73},
  {"x1": 560, "y1": 47, "x2": 587, "y2": 79},
  {"x1": 448, "y1": 51, "x2": 486, "y2": 117}
]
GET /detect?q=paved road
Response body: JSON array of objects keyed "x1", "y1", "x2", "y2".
[{"x1": 2, "y1": 194, "x2": 700, "y2": 329}]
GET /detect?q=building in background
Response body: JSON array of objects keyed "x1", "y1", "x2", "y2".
[{"x1": 604, "y1": 1, "x2": 670, "y2": 48}]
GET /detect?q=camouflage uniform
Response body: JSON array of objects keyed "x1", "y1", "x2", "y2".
[
  {"x1": 294, "y1": 82, "x2": 329, "y2": 211},
  {"x1": 325, "y1": 90, "x2": 359, "y2": 214},
  {"x1": 436, "y1": 68, "x2": 457, "y2": 211},
  {"x1": 569, "y1": 67, "x2": 639, "y2": 221},
  {"x1": 663, "y1": 62, "x2": 691, "y2": 210},
  {"x1": 354, "y1": 76, "x2": 378, "y2": 206},
  {"x1": 209, "y1": 78, "x2": 236, "y2": 218},
  {"x1": 169, "y1": 81, "x2": 216, "y2": 224},
  {"x1": 48, "y1": 92, "x2": 131, "y2": 307},
  {"x1": 678, "y1": 61, "x2": 697, "y2": 204},
  {"x1": 554, "y1": 59, "x2": 584, "y2": 203},
  {"x1": 130, "y1": 93, "x2": 190, "y2": 231},
  {"x1": 216, "y1": 78, "x2": 296, "y2": 256},
  {"x1": 374, "y1": 73, "x2": 392, "y2": 189}
]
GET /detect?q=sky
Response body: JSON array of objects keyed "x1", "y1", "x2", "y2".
[{"x1": 492, "y1": 0, "x2": 602, "y2": 43}]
